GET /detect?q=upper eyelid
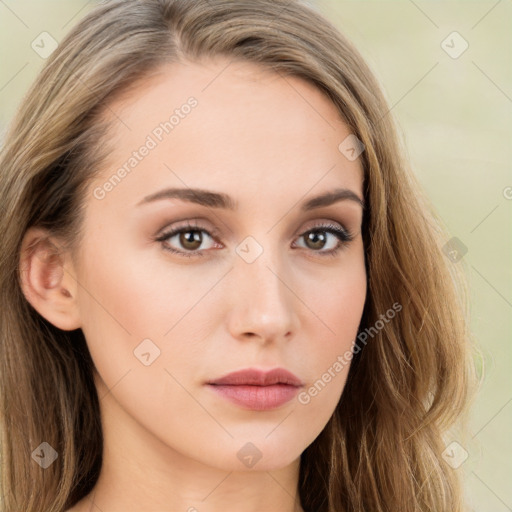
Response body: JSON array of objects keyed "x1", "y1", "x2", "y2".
[
  {"x1": 158, "y1": 217, "x2": 350, "y2": 235},
  {"x1": 157, "y1": 220, "x2": 221, "y2": 240}
]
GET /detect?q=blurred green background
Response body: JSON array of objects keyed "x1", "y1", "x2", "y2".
[{"x1": 1, "y1": 1, "x2": 510, "y2": 510}]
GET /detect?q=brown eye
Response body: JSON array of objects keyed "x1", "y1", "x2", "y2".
[
  {"x1": 294, "y1": 224, "x2": 354, "y2": 258},
  {"x1": 179, "y1": 230, "x2": 203, "y2": 251},
  {"x1": 304, "y1": 231, "x2": 328, "y2": 250},
  {"x1": 155, "y1": 222, "x2": 220, "y2": 258}
]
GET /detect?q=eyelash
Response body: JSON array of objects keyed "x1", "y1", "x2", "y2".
[{"x1": 155, "y1": 221, "x2": 355, "y2": 259}]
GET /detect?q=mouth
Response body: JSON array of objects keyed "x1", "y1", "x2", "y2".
[
  {"x1": 206, "y1": 383, "x2": 301, "y2": 411},
  {"x1": 206, "y1": 367, "x2": 303, "y2": 411}
]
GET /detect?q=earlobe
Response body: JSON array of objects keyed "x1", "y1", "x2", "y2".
[{"x1": 19, "y1": 227, "x2": 81, "y2": 331}]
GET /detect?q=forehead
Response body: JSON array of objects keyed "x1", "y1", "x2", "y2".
[{"x1": 90, "y1": 57, "x2": 364, "y2": 211}]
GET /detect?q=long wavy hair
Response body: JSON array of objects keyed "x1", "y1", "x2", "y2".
[{"x1": 0, "y1": 1, "x2": 478, "y2": 510}]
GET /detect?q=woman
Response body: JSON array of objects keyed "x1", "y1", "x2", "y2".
[{"x1": 0, "y1": 0, "x2": 477, "y2": 511}]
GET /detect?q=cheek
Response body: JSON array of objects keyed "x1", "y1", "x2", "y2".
[
  {"x1": 76, "y1": 228, "x2": 196, "y2": 335},
  {"x1": 297, "y1": 251, "x2": 366, "y2": 408},
  {"x1": 301, "y1": 245, "x2": 367, "y2": 343}
]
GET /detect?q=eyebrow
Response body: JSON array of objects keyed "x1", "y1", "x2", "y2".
[{"x1": 137, "y1": 187, "x2": 365, "y2": 211}]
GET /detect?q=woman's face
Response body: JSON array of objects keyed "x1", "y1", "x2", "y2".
[{"x1": 72, "y1": 57, "x2": 367, "y2": 472}]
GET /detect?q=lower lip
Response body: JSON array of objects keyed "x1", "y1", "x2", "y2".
[{"x1": 207, "y1": 384, "x2": 300, "y2": 410}]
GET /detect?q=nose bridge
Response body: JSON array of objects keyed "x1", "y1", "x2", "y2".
[{"x1": 226, "y1": 238, "x2": 298, "y2": 341}]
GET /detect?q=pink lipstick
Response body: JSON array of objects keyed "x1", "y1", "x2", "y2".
[{"x1": 206, "y1": 368, "x2": 303, "y2": 411}]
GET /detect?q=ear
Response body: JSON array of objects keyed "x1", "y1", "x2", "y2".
[{"x1": 19, "y1": 227, "x2": 81, "y2": 331}]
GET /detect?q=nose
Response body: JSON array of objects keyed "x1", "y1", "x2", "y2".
[{"x1": 225, "y1": 248, "x2": 300, "y2": 344}]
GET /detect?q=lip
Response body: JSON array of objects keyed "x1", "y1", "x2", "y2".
[{"x1": 206, "y1": 368, "x2": 304, "y2": 411}]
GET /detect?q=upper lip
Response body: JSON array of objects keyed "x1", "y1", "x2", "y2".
[{"x1": 207, "y1": 368, "x2": 303, "y2": 387}]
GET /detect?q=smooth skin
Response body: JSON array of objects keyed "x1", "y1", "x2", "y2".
[{"x1": 20, "y1": 57, "x2": 367, "y2": 512}]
